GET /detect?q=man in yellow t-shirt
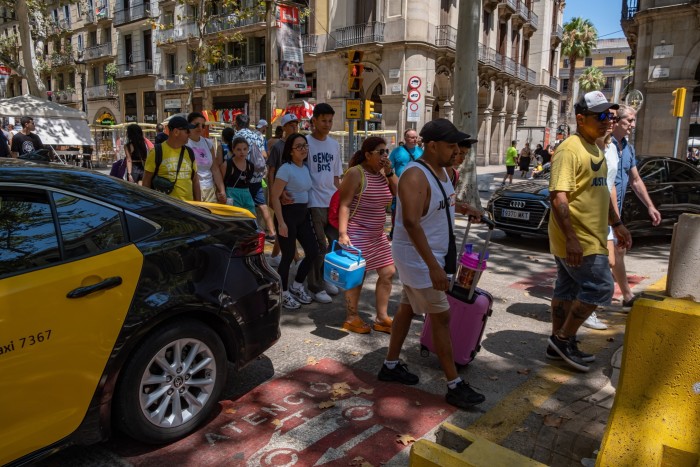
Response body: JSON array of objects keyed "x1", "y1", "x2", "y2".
[
  {"x1": 143, "y1": 116, "x2": 201, "y2": 201},
  {"x1": 546, "y1": 91, "x2": 631, "y2": 373}
]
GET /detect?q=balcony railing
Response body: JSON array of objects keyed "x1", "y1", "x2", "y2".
[
  {"x1": 478, "y1": 43, "x2": 537, "y2": 84},
  {"x1": 528, "y1": 10, "x2": 538, "y2": 27},
  {"x1": 205, "y1": 12, "x2": 265, "y2": 34},
  {"x1": 54, "y1": 91, "x2": 78, "y2": 104},
  {"x1": 116, "y1": 60, "x2": 153, "y2": 78},
  {"x1": 113, "y1": 3, "x2": 151, "y2": 26},
  {"x1": 157, "y1": 23, "x2": 200, "y2": 44},
  {"x1": 86, "y1": 84, "x2": 117, "y2": 99},
  {"x1": 552, "y1": 25, "x2": 563, "y2": 41},
  {"x1": 47, "y1": 18, "x2": 71, "y2": 35},
  {"x1": 86, "y1": 3, "x2": 110, "y2": 22},
  {"x1": 84, "y1": 42, "x2": 112, "y2": 60},
  {"x1": 478, "y1": 43, "x2": 503, "y2": 70},
  {"x1": 50, "y1": 52, "x2": 75, "y2": 67},
  {"x1": 550, "y1": 76, "x2": 559, "y2": 90},
  {"x1": 622, "y1": 0, "x2": 638, "y2": 20},
  {"x1": 155, "y1": 75, "x2": 189, "y2": 91},
  {"x1": 205, "y1": 64, "x2": 266, "y2": 85},
  {"x1": 435, "y1": 25, "x2": 457, "y2": 49},
  {"x1": 332, "y1": 21, "x2": 384, "y2": 48},
  {"x1": 499, "y1": 0, "x2": 517, "y2": 11},
  {"x1": 302, "y1": 34, "x2": 318, "y2": 54}
]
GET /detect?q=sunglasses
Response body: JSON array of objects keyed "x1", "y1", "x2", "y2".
[
  {"x1": 292, "y1": 144, "x2": 309, "y2": 150},
  {"x1": 371, "y1": 149, "x2": 389, "y2": 155},
  {"x1": 584, "y1": 112, "x2": 617, "y2": 122}
]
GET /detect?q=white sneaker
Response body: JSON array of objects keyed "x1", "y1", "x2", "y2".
[
  {"x1": 324, "y1": 282, "x2": 339, "y2": 296},
  {"x1": 312, "y1": 290, "x2": 333, "y2": 304},
  {"x1": 289, "y1": 283, "x2": 313, "y2": 304},
  {"x1": 582, "y1": 312, "x2": 608, "y2": 330},
  {"x1": 282, "y1": 291, "x2": 301, "y2": 310},
  {"x1": 267, "y1": 255, "x2": 281, "y2": 268}
]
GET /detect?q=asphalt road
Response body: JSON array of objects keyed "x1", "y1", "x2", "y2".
[{"x1": 38, "y1": 210, "x2": 671, "y2": 466}]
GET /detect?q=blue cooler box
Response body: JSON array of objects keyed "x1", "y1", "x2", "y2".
[{"x1": 324, "y1": 241, "x2": 366, "y2": 290}]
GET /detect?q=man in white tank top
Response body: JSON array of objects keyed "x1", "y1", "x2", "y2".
[{"x1": 378, "y1": 119, "x2": 486, "y2": 410}]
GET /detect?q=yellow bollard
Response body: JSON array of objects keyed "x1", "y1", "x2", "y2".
[{"x1": 596, "y1": 297, "x2": 700, "y2": 467}]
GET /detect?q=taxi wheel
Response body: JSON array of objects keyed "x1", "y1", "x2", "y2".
[{"x1": 115, "y1": 319, "x2": 227, "y2": 443}]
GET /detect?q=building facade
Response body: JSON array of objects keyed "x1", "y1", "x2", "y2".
[
  {"x1": 622, "y1": 0, "x2": 700, "y2": 157},
  {"x1": 559, "y1": 38, "x2": 633, "y2": 121}
]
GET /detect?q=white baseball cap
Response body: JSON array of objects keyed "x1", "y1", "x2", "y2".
[
  {"x1": 280, "y1": 114, "x2": 299, "y2": 126},
  {"x1": 256, "y1": 119, "x2": 268, "y2": 129},
  {"x1": 575, "y1": 91, "x2": 619, "y2": 114}
]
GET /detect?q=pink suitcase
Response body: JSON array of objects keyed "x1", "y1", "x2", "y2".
[{"x1": 420, "y1": 216, "x2": 495, "y2": 366}]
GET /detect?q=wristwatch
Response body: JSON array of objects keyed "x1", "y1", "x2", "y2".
[
  {"x1": 611, "y1": 220, "x2": 623, "y2": 228},
  {"x1": 385, "y1": 171, "x2": 394, "y2": 178}
]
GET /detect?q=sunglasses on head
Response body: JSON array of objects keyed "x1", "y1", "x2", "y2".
[
  {"x1": 584, "y1": 111, "x2": 617, "y2": 122},
  {"x1": 371, "y1": 149, "x2": 389, "y2": 155}
]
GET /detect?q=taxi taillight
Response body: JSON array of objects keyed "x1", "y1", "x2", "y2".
[{"x1": 233, "y1": 232, "x2": 265, "y2": 256}]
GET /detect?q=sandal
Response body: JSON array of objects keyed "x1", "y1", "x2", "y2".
[
  {"x1": 343, "y1": 317, "x2": 371, "y2": 334},
  {"x1": 373, "y1": 317, "x2": 393, "y2": 334}
]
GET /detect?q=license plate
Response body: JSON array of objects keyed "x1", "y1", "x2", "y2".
[{"x1": 501, "y1": 208, "x2": 530, "y2": 220}]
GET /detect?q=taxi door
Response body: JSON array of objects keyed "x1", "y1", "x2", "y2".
[{"x1": 0, "y1": 189, "x2": 143, "y2": 464}]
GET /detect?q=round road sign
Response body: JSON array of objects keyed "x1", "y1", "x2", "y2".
[
  {"x1": 409, "y1": 103, "x2": 419, "y2": 111},
  {"x1": 408, "y1": 90, "x2": 421, "y2": 102},
  {"x1": 408, "y1": 76, "x2": 422, "y2": 89}
]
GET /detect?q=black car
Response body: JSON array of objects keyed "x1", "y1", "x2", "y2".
[
  {"x1": 0, "y1": 160, "x2": 281, "y2": 465},
  {"x1": 487, "y1": 156, "x2": 700, "y2": 237}
]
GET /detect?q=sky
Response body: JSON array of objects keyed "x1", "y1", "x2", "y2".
[{"x1": 563, "y1": 0, "x2": 626, "y2": 39}]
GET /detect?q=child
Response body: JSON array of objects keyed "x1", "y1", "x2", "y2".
[{"x1": 220, "y1": 137, "x2": 255, "y2": 215}]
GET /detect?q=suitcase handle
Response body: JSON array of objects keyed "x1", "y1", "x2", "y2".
[
  {"x1": 330, "y1": 240, "x2": 363, "y2": 264},
  {"x1": 450, "y1": 213, "x2": 495, "y2": 296}
]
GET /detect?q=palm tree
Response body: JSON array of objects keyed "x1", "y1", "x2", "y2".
[
  {"x1": 561, "y1": 17, "x2": 598, "y2": 122},
  {"x1": 578, "y1": 66, "x2": 605, "y2": 93}
]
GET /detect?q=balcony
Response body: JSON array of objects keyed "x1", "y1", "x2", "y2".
[
  {"x1": 302, "y1": 34, "x2": 318, "y2": 54},
  {"x1": 50, "y1": 52, "x2": 75, "y2": 68},
  {"x1": 84, "y1": 42, "x2": 113, "y2": 60},
  {"x1": 53, "y1": 91, "x2": 79, "y2": 104},
  {"x1": 113, "y1": 3, "x2": 151, "y2": 26},
  {"x1": 499, "y1": 0, "x2": 517, "y2": 14},
  {"x1": 116, "y1": 60, "x2": 153, "y2": 78},
  {"x1": 204, "y1": 64, "x2": 266, "y2": 86},
  {"x1": 478, "y1": 43, "x2": 537, "y2": 84},
  {"x1": 157, "y1": 23, "x2": 200, "y2": 44},
  {"x1": 551, "y1": 24, "x2": 563, "y2": 44},
  {"x1": 622, "y1": 0, "x2": 638, "y2": 21},
  {"x1": 550, "y1": 76, "x2": 559, "y2": 91},
  {"x1": 528, "y1": 10, "x2": 538, "y2": 28},
  {"x1": 155, "y1": 75, "x2": 188, "y2": 91},
  {"x1": 332, "y1": 21, "x2": 384, "y2": 49},
  {"x1": 46, "y1": 18, "x2": 71, "y2": 36},
  {"x1": 205, "y1": 12, "x2": 265, "y2": 34},
  {"x1": 86, "y1": 84, "x2": 117, "y2": 99},
  {"x1": 435, "y1": 25, "x2": 457, "y2": 49}
]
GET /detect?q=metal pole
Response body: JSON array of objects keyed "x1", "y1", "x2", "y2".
[
  {"x1": 673, "y1": 116, "x2": 682, "y2": 158},
  {"x1": 349, "y1": 120, "x2": 355, "y2": 157},
  {"x1": 265, "y1": 0, "x2": 273, "y2": 139}
]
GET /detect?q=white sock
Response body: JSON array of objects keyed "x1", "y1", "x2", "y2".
[
  {"x1": 292, "y1": 281, "x2": 304, "y2": 290},
  {"x1": 447, "y1": 377, "x2": 463, "y2": 389},
  {"x1": 384, "y1": 360, "x2": 399, "y2": 370}
]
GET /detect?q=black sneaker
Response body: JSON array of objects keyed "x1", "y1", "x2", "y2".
[
  {"x1": 446, "y1": 381, "x2": 486, "y2": 409},
  {"x1": 546, "y1": 340, "x2": 595, "y2": 363},
  {"x1": 378, "y1": 362, "x2": 419, "y2": 385},
  {"x1": 547, "y1": 335, "x2": 590, "y2": 372}
]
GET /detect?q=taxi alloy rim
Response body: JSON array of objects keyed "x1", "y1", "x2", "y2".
[{"x1": 139, "y1": 338, "x2": 217, "y2": 428}]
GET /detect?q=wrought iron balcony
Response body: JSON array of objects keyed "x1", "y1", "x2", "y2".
[
  {"x1": 528, "y1": 10, "x2": 538, "y2": 28},
  {"x1": 332, "y1": 21, "x2": 384, "y2": 48},
  {"x1": 54, "y1": 91, "x2": 79, "y2": 104},
  {"x1": 84, "y1": 42, "x2": 113, "y2": 60},
  {"x1": 205, "y1": 12, "x2": 265, "y2": 34},
  {"x1": 478, "y1": 44, "x2": 504, "y2": 71},
  {"x1": 478, "y1": 43, "x2": 537, "y2": 84},
  {"x1": 113, "y1": 3, "x2": 151, "y2": 26},
  {"x1": 204, "y1": 64, "x2": 266, "y2": 85},
  {"x1": 157, "y1": 23, "x2": 200, "y2": 44},
  {"x1": 116, "y1": 60, "x2": 153, "y2": 78},
  {"x1": 552, "y1": 25, "x2": 563, "y2": 42},
  {"x1": 622, "y1": 0, "x2": 638, "y2": 20},
  {"x1": 50, "y1": 52, "x2": 75, "y2": 67},
  {"x1": 302, "y1": 34, "x2": 318, "y2": 54},
  {"x1": 499, "y1": 0, "x2": 517, "y2": 12},
  {"x1": 155, "y1": 74, "x2": 189, "y2": 91},
  {"x1": 85, "y1": 3, "x2": 110, "y2": 22},
  {"x1": 550, "y1": 76, "x2": 559, "y2": 90},
  {"x1": 435, "y1": 25, "x2": 457, "y2": 49},
  {"x1": 86, "y1": 84, "x2": 117, "y2": 99}
]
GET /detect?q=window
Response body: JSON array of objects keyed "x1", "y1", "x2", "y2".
[
  {"x1": 605, "y1": 56, "x2": 614, "y2": 66},
  {"x1": 560, "y1": 100, "x2": 567, "y2": 115},
  {"x1": 668, "y1": 160, "x2": 700, "y2": 183},
  {"x1": 638, "y1": 160, "x2": 667, "y2": 183},
  {"x1": 166, "y1": 53, "x2": 176, "y2": 76},
  {"x1": 563, "y1": 58, "x2": 569, "y2": 69},
  {"x1": 124, "y1": 92, "x2": 137, "y2": 122},
  {"x1": 604, "y1": 77, "x2": 614, "y2": 90},
  {"x1": 0, "y1": 190, "x2": 60, "y2": 278},
  {"x1": 584, "y1": 57, "x2": 592, "y2": 67},
  {"x1": 562, "y1": 78, "x2": 569, "y2": 93},
  {"x1": 52, "y1": 193, "x2": 126, "y2": 260},
  {"x1": 63, "y1": 5, "x2": 71, "y2": 24},
  {"x1": 143, "y1": 91, "x2": 157, "y2": 123},
  {"x1": 89, "y1": 30, "x2": 97, "y2": 47},
  {"x1": 77, "y1": 34, "x2": 83, "y2": 52}
]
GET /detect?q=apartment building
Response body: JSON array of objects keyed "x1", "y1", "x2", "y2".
[
  {"x1": 559, "y1": 38, "x2": 632, "y2": 120},
  {"x1": 622, "y1": 0, "x2": 700, "y2": 157}
]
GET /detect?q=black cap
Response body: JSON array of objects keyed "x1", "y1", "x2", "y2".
[
  {"x1": 419, "y1": 118, "x2": 470, "y2": 144},
  {"x1": 459, "y1": 137, "x2": 479, "y2": 148},
  {"x1": 167, "y1": 116, "x2": 196, "y2": 131}
]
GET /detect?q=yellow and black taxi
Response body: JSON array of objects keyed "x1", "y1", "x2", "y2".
[{"x1": 0, "y1": 159, "x2": 281, "y2": 465}]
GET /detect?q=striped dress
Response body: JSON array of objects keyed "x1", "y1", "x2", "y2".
[{"x1": 347, "y1": 168, "x2": 394, "y2": 270}]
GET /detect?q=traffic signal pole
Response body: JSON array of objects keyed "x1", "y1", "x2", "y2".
[{"x1": 672, "y1": 87, "x2": 686, "y2": 159}]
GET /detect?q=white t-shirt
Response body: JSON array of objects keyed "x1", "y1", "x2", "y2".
[
  {"x1": 188, "y1": 137, "x2": 215, "y2": 189},
  {"x1": 306, "y1": 134, "x2": 343, "y2": 208},
  {"x1": 604, "y1": 142, "x2": 619, "y2": 242}
]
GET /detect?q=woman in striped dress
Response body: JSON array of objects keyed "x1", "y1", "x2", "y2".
[{"x1": 337, "y1": 137, "x2": 398, "y2": 334}]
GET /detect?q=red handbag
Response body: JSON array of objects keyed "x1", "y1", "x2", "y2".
[{"x1": 328, "y1": 167, "x2": 364, "y2": 229}]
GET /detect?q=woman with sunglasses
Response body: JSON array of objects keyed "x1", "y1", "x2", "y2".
[
  {"x1": 337, "y1": 137, "x2": 397, "y2": 334},
  {"x1": 187, "y1": 112, "x2": 227, "y2": 203},
  {"x1": 270, "y1": 133, "x2": 319, "y2": 310}
]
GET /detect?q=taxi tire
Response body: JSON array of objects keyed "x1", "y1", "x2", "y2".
[{"x1": 114, "y1": 319, "x2": 227, "y2": 444}]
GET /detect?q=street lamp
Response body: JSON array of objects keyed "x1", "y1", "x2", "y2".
[{"x1": 74, "y1": 51, "x2": 87, "y2": 114}]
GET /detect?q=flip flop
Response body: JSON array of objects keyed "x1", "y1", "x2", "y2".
[
  {"x1": 373, "y1": 317, "x2": 393, "y2": 334},
  {"x1": 622, "y1": 296, "x2": 639, "y2": 308},
  {"x1": 343, "y1": 317, "x2": 371, "y2": 334}
]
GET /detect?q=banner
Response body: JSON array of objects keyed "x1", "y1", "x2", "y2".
[{"x1": 276, "y1": 6, "x2": 307, "y2": 91}]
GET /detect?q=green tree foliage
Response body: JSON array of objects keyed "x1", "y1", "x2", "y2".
[
  {"x1": 578, "y1": 66, "x2": 605, "y2": 93},
  {"x1": 561, "y1": 17, "x2": 598, "y2": 121}
]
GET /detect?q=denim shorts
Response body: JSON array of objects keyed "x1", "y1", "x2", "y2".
[
  {"x1": 248, "y1": 182, "x2": 266, "y2": 205},
  {"x1": 553, "y1": 255, "x2": 614, "y2": 306}
]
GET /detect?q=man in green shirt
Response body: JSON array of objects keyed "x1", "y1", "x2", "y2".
[{"x1": 501, "y1": 141, "x2": 518, "y2": 186}]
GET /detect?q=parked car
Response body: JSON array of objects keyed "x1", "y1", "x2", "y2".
[
  {"x1": 0, "y1": 159, "x2": 282, "y2": 465},
  {"x1": 487, "y1": 156, "x2": 700, "y2": 237}
]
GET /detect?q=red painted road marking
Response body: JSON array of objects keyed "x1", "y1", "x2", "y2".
[
  {"x1": 112, "y1": 359, "x2": 455, "y2": 466},
  {"x1": 510, "y1": 268, "x2": 643, "y2": 300}
]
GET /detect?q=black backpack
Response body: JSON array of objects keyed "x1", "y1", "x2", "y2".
[{"x1": 153, "y1": 143, "x2": 196, "y2": 180}]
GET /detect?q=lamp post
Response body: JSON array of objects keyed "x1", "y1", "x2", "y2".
[{"x1": 74, "y1": 52, "x2": 87, "y2": 115}]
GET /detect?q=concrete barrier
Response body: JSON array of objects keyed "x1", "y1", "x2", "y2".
[
  {"x1": 667, "y1": 213, "x2": 700, "y2": 302},
  {"x1": 409, "y1": 423, "x2": 546, "y2": 467},
  {"x1": 596, "y1": 296, "x2": 700, "y2": 466}
]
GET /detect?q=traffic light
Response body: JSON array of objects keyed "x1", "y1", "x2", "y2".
[
  {"x1": 347, "y1": 50, "x2": 364, "y2": 93},
  {"x1": 672, "y1": 87, "x2": 686, "y2": 117},
  {"x1": 364, "y1": 100, "x2": 375, "y2": 121}
]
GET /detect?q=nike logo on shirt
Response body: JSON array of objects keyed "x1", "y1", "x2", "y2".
[{"x1": 590, "y1": 157, "x2": 605, "y2": 172}]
